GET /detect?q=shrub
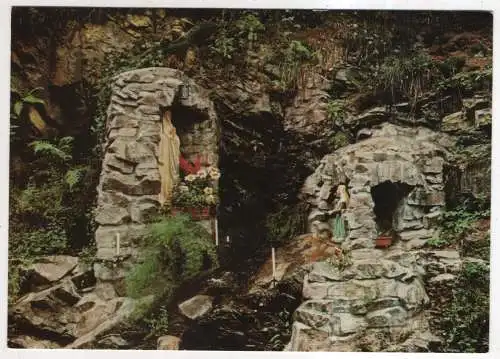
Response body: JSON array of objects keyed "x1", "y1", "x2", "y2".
[
  {"x1": 265, "y1": 202, "x2": 308, "y2": 246},
  {"x1": 125, "y1": 214, "x2": 219, "y2": 299},
  {"x1": 374, "y1": 53, "x2": 435, "y2": 106},
  {"x1": 427, "y1": 201, "x2": 489, "y2": 248},
  {"x1": 439, "y1": 262, "x2": 489, "y2": 352},
  {"x1": 235, "y1": 13, "x2": 265, "y2": 50},
  {"x1": 326, "y1": 100, "x2": 346, "y2": 124}
]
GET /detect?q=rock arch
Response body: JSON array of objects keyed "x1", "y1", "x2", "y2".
[
  {"x1": 301, "y1": 123, "x2": 453, "y2": 250},
  {"x1": 93, "y1": 68, "x2": 219, "y2": 294}
]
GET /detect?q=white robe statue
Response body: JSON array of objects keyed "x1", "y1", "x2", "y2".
[{"x1": 159, "y1": 111, "x2": 181, "y2": 206}]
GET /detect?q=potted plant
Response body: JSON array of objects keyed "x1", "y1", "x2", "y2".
[
  {"x1": 171, "y1": 156, "x2": 220, "y2": 221},
  {"x1": 375, "y1": 233, "x2": 393, "y2": 248}
]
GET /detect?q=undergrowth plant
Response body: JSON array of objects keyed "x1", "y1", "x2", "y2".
[
  {"x1": 265, "y1": 202, "x2": 308, "y2": 246},
  {"x1": 427, "y1": 197, "x2": 490, "y2": 248},
  {"x1": 272, "y1": 40, "x2": 318, "y2": 92},
  {"x1": 439, "y1": 261, "x2": 489, "y2": 352},
  {"x1": 373, "y1": 53, "x2": 436, "y2": 108},
  {"x1": 126, "y1": 213, "x2": 218, "y2": 299},
  {"x1": 125, "y1": 214, "x2": 218, "y2": 334}
]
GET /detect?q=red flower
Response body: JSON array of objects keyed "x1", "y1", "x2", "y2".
[{"x1": 179, "y1": 155, "x2": 202, "y2": 175}]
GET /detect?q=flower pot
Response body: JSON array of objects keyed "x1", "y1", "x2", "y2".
[
  {"x1": 172, "y1": 207, "x2": 211, "y2": 221},
  {"x1": 375, "y1": 235, "x2": 393, "y2": 248}
]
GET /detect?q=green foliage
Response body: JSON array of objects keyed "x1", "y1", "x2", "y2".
[
  {"x1": 439, "y1": 261, "x2": 489, "y2": 352},
  {"x1": 329, "y1": 132, "x2": 350, "y2": 151},
  {"x1": 265, "y1": 202, "x2": 308, "y2": 246},
  {"x1": 144, "y1": 306, "x2": 170, "y2": 337},
  {"x1": 11, "y1": 87, "x2": 45, "y2": 119},
  {"x1": 29, "y1": 136, "x2": 73, "y2": 162},
  {"x1": 326, "y1": 100, "x2": 346, "y2": 124},
  {"x1": 327, "y1": 248, "x2": 353, "y2": 272},
  {"x1": 9, "y1": 133, "x2": 94, "y2": 301},
  {"x1": 272, "y1": 40, "x2": 318, "y2": 92},
  {"x1": 374, "y1": 53, "x2": 435, "y2": 106},
  {"x1": 427, "y1": 202, "x2": 489, "y2": 248},
  {"x1": 235, "y1": 13, "x2": 265, "y2": 49},
  {"x1": 435, "y1": 56, "x2": 466, "y2": 77},
  {"x1": 65, "y1": 166, "x2": 89, "y2": 191},
  {"x1": 125, "y1": 214, "x2": 218, "y2": 299},
  {"x1": 79, "y1": 241, "x2": 98, "y2": 267},
  {"x1": 171, "y1": 168, "x2": 220, "y2": 208},
  {"x1": 209, "y1": 32, "x2": 236, "y2": 60},
  {"x1": 436, "y1": 66, "x2": 492, "y2": 93},
  {"x1": 10, "y1": 87, "x2": 47, "y2": 141}
]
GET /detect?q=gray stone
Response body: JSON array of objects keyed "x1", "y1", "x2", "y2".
[
  {"x1": 475, "y1": 108, "x2": 492, "y2": 128},
  {"x1": 27, "y1": 256, "x2": 79, "y2": 284},
  {"x1": 157, "y1": 335, "x2": 181, "y2": 350},
  {"x1": 309, "y1": 262, "x2": 343, "y2": 282},
  {"x1": 367, "y1": 297, "x2": 402, "y2": 312},
  {"x1": 178, "y1": 295, "x2": 214, "y2": 320},
  {"x1": 9, "y1": 335, "x2": 61, "y2": 349},
  {"x1": 12, "y1": 279, "x2": 82, "y2": 339},
  {"x1": 130, "y1": 200, "x2": 159, "y2": 223},
  {"x1": 423, "y1": 211, "x2": 442, "y2": 229},
  {"x1": 366, "y1": 306, "x2": 407, "y2": 327},
  {"x1": 105, "y1": 156, "x2": 135, "y2": 174},
  {"x1": 95, "y1": 204, "x2": 130, "y2": 225},
  {"x1": 441, "y1": 111, "x2": 469, "y2": 133},
  {"x1": 429, "y1": 273, "x2": 456, "y2": 284},
  {"x1": 101, "y1": 171, "x2": 161, "y2": 196},
  {"x1": 294, "y1": 308, "x2": 330, "y2": 329},
  {"x1": 407, "y1": 189, "x2": 445, "y2": 206},
  {"x1": 67, "y1": 297, "x2": 136, "y2": 348},
  {"x1": 330, "y1": 313, "x2": 367, "y2": 336},
  {"x1": 97, "y1": 335, "x2": 129, "y2": 348}
]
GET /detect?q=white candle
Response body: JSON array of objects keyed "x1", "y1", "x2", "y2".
[
  {"x1": 215, "y1": 218, "x2": 219, "y2": 246},
  {"x1": 272, "y1": 247, "x2": 276, "y2": 281},
  {"x1": 116, "y1": 232, "x2": 120, "y2": 256}
]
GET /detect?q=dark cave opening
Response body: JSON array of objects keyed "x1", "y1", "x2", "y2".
[{"x1": 370, "y1": 181, "x2": 413, "y2": 233}]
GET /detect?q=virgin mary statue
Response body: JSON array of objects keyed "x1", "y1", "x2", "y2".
[{"x1": 159, "y1": 111, "x2": 181, "y2": 206}]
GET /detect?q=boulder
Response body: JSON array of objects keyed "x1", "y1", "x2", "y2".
[
  {"x1": 157, "y1": 335, "x2": 181, "y2": 350},
  {"x1": 11, "y1": 279, "x2": 82, "y2": 343},
  {"x1": 25, "y1": 256, "x2": 79, "y2": 287},
  {"x1": 8, "y1": 335, "x2": 61, "y2": 349},
  {"x1": 474, "y1": 108, "x2": 492, "y2": 128},
  {"x1": 178, "y1": 295, "x2": 214, "y2": 320},
  {"x1": 66, "y1": 297, "x2": 136, "y2": 348},
  {"x1": 441, "y1": 112, "x2": 469, "y2": 133},
  {"x1": 97, "y1": 335, "x2": 129, "y2": 348}
]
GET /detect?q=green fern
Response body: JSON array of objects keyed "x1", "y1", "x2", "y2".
[
  {"x1": 65, "y1": 166, "x2": 88, "y2": 191},
  {"x1": 126, "y1": 214, "x2": 219, "y2": 300},
  {"x1": 29, "y1": 137, "x2": 73, "y2": 162}
]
